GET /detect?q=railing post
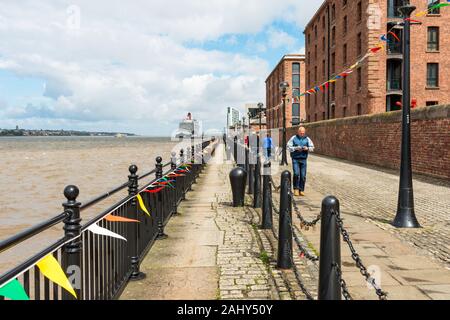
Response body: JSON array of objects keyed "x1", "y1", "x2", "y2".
[
  {"x1": 247, "y1": 145, "x2": 254, "y2": 194},
  {"x1": 62, "y1": 185, "x2": 83, "y2": 300},
  {"x1": 261, "y1": 161, "x2": 273, "y2": 229},
  {"x1": 318, "y1": 196, "x2": 342, "y2": 300},
  {"x1": 253, "y1": 155, "x2": 262, "y2": 208},
  {"x1": 180, "y1": 149, "x2": 186, "y2": 200},
  {"x1": 171, "y1": 152, "x2": 178, "y2": 216},
  {"x1": 155, "y1": 156, "x2": 168, "y2": 240},
  {"x1": 128, "y1": 165, "x2": 145, "y2": 281},
  {"x1": 277, "y1": 171, "x2": 292, "y2": 269}
]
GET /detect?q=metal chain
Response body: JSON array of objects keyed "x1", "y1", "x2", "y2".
[
  {"x1": 270, "y1": 176, "x2": 281, "y2": 192},
  {"x1": 292, "y1": 227, "x2": 319, "y2": 262},
  {"x1": 333, "y1": 209, "x2": 388, "y2": 300},
  {"x1": 333, "y1": 263, "x2": 353, "y2": 300},
  {"x1": 290, "y1": 192, "x2": 322, "y2": 228}
]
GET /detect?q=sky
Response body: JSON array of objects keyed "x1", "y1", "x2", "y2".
[{"x1": 0, "y1": 0, "x2": 323, "y2": 136}]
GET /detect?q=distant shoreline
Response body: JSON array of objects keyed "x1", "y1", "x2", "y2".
[{"x1": 0, "y1": 128, "x2": 137, "y2": 137}]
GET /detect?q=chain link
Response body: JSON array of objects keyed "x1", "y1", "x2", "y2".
[
  {"x1": 291, "y1": 197, "x2": 322, "y2": 229},
  {"x1": 333, "y1": 263, "x2": 353, "y2": 300},
  {"x1": 333, "y1": 209, "x2": 388, "y2": 300},
  {"x1": 270, "y1": 177, "x2": 281, "y2": 192}
]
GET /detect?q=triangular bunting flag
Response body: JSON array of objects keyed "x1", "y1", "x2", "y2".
[
  {"x1": 36, "y1": 254, "x2": 77, "y2": 299},
  {"x1": 87, "y1": 223, "x2": 127, "y2": 241},
  {"x1": 0, "y1": 279, "x2": 29, "y2": 300}
]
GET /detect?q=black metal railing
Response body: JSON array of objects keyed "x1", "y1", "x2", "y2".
[{"x1": 0, "y1": 138, "x2": 217, "y2": 300}]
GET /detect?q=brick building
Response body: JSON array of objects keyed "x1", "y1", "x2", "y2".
[
  {"x1": 304, "y1": 0, "x2": 450, "y2": 122},
  {"x1": 265, "y1": 54, "x2": 306, "y2": 129}
]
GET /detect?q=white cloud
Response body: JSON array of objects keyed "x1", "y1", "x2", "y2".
[
  {"x1": 267, "y1": 27, "x2": 297, "y2": 49},
  {"x1": 0, "y1": 0, "x2": 323, "y2": 134}
]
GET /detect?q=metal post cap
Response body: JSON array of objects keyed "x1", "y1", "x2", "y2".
[
  {"x1": 128, "y1": 164, "x2": 138, "y2": 174},
  {"x1": 156, "y1": 156, "x2": 162, "y2": 163},
  {"x1": 64, "y1": 185, "x2": 79, "y2": 201}
]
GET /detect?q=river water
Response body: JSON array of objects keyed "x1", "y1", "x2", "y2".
[{"x1": 0, "y1": 136, "x2": 185, "y2": 273}]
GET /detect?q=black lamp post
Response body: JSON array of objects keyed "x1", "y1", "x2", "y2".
[
  {"x1": 258, "y1": 102, "x2": 264, "y2": 132},
  {"x1": 279, "y1": 81, "x2": 289, "y2": 166},
  {"x1": 392, "y1": 1, "x2": 420, "y2": 228}
]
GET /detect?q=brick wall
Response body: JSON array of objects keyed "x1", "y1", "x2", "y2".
[{"x1": 284, "y1": 104, "x2": 450, "y2": 180}]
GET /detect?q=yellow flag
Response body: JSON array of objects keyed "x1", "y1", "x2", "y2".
[
  {"x1": 36, "y1": 254, "x2": 77, "y2": 299},
  {"x1": 136, "y1": 194, "x2": 151, "y2": 216}
]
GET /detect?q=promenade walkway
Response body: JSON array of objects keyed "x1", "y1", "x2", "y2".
[{"x1": 120, "y1": 144, "x2": 450, "y2": 300}]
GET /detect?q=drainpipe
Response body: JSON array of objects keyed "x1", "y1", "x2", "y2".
[{"x1": 327, "y1": 3, "x2": 331, "y2": 120}]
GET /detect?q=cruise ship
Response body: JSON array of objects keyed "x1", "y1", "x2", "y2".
[{"x1": 174, "y1": 113, "x2": 201, "y2": 139}]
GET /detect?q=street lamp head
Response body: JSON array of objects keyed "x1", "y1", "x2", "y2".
[
  {"x1": 399, "y1": 1, "x2": 416, "y2": 17},
  {"x1": 257, "y1": 102, "x2": 264, "y2": 109},
  {"x1": 279, "y1": 81, "x2": 289, "y2": 93}
]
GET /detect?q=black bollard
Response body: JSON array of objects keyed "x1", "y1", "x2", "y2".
[
  {"x1": 229, "y1": 167, "x2": 247, "y2": 207},
  {"x1": 156, "y1": 156, "x2": 168, "y2": 240},
  {"x1": 62, "y1": 185, "x2": 83, "y2": 300},
  {"x1": 277, "y1": 171, "x2": 293, "y2": 269},
  {"x1": 128, "y1": 165, "x2": 146, "y2": 281},
  {"x1": 253, "y1": 156, "x2": 262, "y2": 208},
  {"x1": 261, "y1": 161, "x2": 273, "y2": 229},
  {"x1": 318, "y1": 196, "x2": 341, "y2": 300}
]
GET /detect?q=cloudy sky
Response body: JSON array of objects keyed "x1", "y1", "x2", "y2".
[{"x1": 0, "y1": 0, "x2": 323, "y2": 136}]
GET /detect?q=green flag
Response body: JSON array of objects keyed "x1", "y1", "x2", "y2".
[{"x1": 0, "y1": 279, "x2": 30, "y2": 300}]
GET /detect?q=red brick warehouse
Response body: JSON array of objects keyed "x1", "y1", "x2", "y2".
[
  {"x1": 303, "y1": 0, "x2": 450, "y2": 122},
  {"x1": 265, "y1": 54, "x2": 306, "y2": 130}
]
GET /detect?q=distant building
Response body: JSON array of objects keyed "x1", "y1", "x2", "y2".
[
  {"x1": 226, "y1": 107, "x2": 241, "y2": 133},
  {"x1": 304, "y1": 0, "x2": 450, "y2": 122},
  {"x1": 265, "y1": 54, "x2": 306, "y2": 130}
]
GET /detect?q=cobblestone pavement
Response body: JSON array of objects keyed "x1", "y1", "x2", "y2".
[
  {"x1": 302, "y1": 154, "x2": 450, "y2": 267},
  {"x1": 269, "y1": 154, "x2": 450, "y2": 299}
]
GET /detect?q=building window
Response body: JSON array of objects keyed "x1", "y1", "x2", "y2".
[
  {"x1": 357, "y1": 68, "x2": 362, "y2": 90},
  {"x1": 427, "y1": 63, "x2": 439, "y2": 87},
  {"x1": 357, "y1": 33, "x2": 362, "y2": 56},
  {"x1": 343, "y1": 106, "x2": 347, "y2": 117},
  {"x1": 426, "y1": 101, "x2": 439, "y2": 106},
  {"x1": 293, "y1": 74, "x2": 300, "y2": 88},
  {"x1": 314, "y1": 25, "x2": 318, "y2": 39},
  {"x1": 315, "y1": 113, "x2": 318, "y2": 122},
  {"x1": 322, "y1": 60, "x2": 326, "y2": 77},
  {"x1": 315, "y1": 44, "x2": 318, "y2": 59},
  {"x1": 357, "y1": 103, "x2": 362, "y2": 115},
  {"x1": 343, "y1": 16, "x2": 348, "y2": 34},
  {"x1": 308, "y1": 33, "x2": 311, "y2": 44},
  {"x1": 428, "y1": 0, "x2": 441, "y2": 14},
  {"x1": 322, "y1": 36, "x2": 326, "y2": 52},
  {"x1": 322, "y1": 90, "x2": 326, "y2": 103},
  {"x1": 293, "y1": 88, "x2": 300, "y2": 98},
  {"x1": 331, "y1": 105, "x2": 335, "y2": 119},
  {"x1": 331, "y1": 82, "x2": 336, "y2": 101},
  {"x1": 343, "y1": 44, "x2": 347, "y2": 64},
  {"x1": 314, "y1": 66, "x2": 317, "y2": 82},
  {"x1": 322, "y1": 16, "x2": 325, "y2": 29},
  {"x1": 331, "y1": 53, "x2": 336, "y2": 73},
  {"x1": 388, "y1": 0, "x2": 403, "y2": 18},
  {"x1": 427, "y1": 27, "x2": 439, "y2": 51},
  {"x1": 331, "y1": 4, "x2": 336, "y2": 21},
  {"x1": 315, "y1": 93, "x2": 318, "y2": 107},
  {"x1": 308, "y1": 115, "x2": 311, "y2": 123},
  {"x1": 292, "y1": 62, "x2": 300, "y2": 73},
  {"x1": 357, "y1": 2, "x2": 362, "y2": 22},
  {"x1": 332, "y1": 27, "x2": 336, "y2": 46},
  {"x1": 292, "y1": 103, "x2": 300, "y2": 125},
  {"x1": 307, "y1": 71, "x2": 311, "y2": 86}
]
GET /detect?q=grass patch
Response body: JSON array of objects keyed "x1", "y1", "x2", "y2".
[{"x1": 259, "y1": 250, "x2": 270, "y2": 266}]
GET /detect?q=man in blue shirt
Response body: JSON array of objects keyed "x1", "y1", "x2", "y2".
[
  {"x1": 263, "y1": 132, "x2": 273, "y2": 159},
  {"x1": 287, "y1": 127, "x2": 315, "y2": 196}
]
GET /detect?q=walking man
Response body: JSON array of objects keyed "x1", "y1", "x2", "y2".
[{"x1": 287, "y1": 127, "x2": 314, "y2": 196}]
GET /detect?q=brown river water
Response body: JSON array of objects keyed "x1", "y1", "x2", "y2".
[{"x1": 0, "y1": 136, "x2": 184, "y2": 273}]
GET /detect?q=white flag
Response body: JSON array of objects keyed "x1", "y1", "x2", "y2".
[{"x1": 87, "y1": 223, "x2": 127, "y2": 241}]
